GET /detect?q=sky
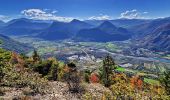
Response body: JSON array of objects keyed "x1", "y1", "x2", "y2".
[{"x1": 0, "y1": 0, "x2": 170, "y2": 22}]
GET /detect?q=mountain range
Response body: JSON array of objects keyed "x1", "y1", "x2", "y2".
[
  {"x1": 76, "y1": 21, "x2": 131, "y2": 42},
  {"x1": 38, "y1": 19, "x2": 93, "y2": 40},
  {"x1": 0, "y1": 17, "x2": 170, "y2": 52},
  {"x1": 85, "y1": 19, "x2": 151, "y2": 28}
]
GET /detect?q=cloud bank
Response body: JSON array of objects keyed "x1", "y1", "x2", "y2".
[
  {"x1": 0, "y1": 15, "x2": 10, "y2": 22},
  {"x1": 88, "y1": 15, "x2": 111, "y2": 20},
  {"x1": 120, "y1": 9, "x2": 148, "y2": 19},
  {"x1": 21, "y1": 9, "x2": 74, "y2": 22}
]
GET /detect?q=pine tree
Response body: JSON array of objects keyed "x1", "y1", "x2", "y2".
[
  {"x1": 47, "y1": 58, "x2": 59, "y2": 81},
  {"x1": 32, "y1": 50, "x2": 40, "y2": 62},
  {"x1": 100, "y1": 55, "x2": 117, "y2": 87}
]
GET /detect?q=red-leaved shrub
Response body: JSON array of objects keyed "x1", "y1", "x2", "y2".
[{"x1": 90, "y1": 73, "x2": 99, "y2": 83}]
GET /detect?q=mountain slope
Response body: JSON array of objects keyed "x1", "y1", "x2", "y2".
[
  {"x1": 68, "y1": 19, "x2": 93, "y2": 34},
  {"x1": 0, "y1": 18, "x2": 50, "y2": 36},
  {"x1": 139, "y1": 23, "x2": 170, "y2": 52},
  {"x1": 76, "y1": 21, "x2": 131, "y2": 42},
  {"x1": 0, "y1": 34, "x2": 33, "y2": 53},
  {"x1": 130, "y1": 17, "x2": 170, "y2": 37}
]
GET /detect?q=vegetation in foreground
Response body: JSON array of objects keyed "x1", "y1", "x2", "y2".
[{"x1": 0, "y1": 43, "x2": 170, "y2": 99}]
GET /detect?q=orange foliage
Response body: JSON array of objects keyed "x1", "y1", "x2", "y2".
[
  {"x1": 130, "y1": 77, "x2": 135, "y2": 89},
  {"x1": 90, "y1": 73, "x2": 99, "y2": 83},
  {"x1": 11, "y1": 52, "x2": 19, "y2": 63},
  {"x1": 130, "y1": 76, "x2": 143, "y2": 90},
  {"x1": 137, "y1": 79, "x2": 143, "y2": 89},
  {"x1": 11, "y1": 52, "x2": 25, "y2": 72},
  {"x1": 63, "y1": 66, "x2": 70, "y2": 73}
]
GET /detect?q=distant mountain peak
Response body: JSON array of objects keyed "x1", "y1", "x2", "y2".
[
  {"x1": 70, "y1": 19, "x2": 86, "y2": 25},
  {"x1": 98, "y1": 21, "x2": 116, "y2": 29},
  {"x1": 69, "y1": 19, "x2": 93, "y2": 28},
  {"x1": 71, "y1": 19, "x2": 81, "y2": 23}
]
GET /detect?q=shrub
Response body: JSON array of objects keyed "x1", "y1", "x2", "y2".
[
  {"x1": 130, "y1": 75, "x2": 143, "y2": 90},
  {"x1": 84, "y1": 69, "x2": 91, "y2": 83},
  {"x1": 47, "y1": 58, "x2": 59, "y2": 81},
  {"x1": 33, "y1": 60, "x2": 52, "y2": 76},
  {"x1": 64, "y1": 62, "x2": 83, "y2": 93},
  {"x1": 32, "y1": 50, "x2": 40, "y2": 63},
  {"x1": 159, "y1": 70, "x2": 170, "y2": 95},
  {"x1": 89, "y1": 73, "x2": 99, "y2": 83}
]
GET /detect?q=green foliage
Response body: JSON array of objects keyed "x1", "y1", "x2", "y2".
[
  {"x1": 32, "y1": 50, "x2": 40, "y2": 62},
  {"x1": 0, "y1": 48, "x2": 11, "y2": 81},
  {"x1": 32, "y1": 57, "x2": 65, "y2": 81},
  {"x1": 116, "y1": 66, "x2": 125, "y2": 72},
  {"x1": 2, "y1": 65, "x2": 48, "y2": 94},
  {"x1": 47, "y1": 58, "x2": 59, "y2": 81},
  {"x1": 144, "y1": 78, "x2": 159, "y2": 85},
  {"x1": 33, "y1": 60, "x2": 52, "y2": 76},
  {"x1": 99, "y1": 55, "x2": 117, "y2": 87},
  {"x1": 0, "y1": 48, "x2": 11, "y2": 63},
  {"x1": 0, "y1": 49, "x2": 48, "y2": 95},
  {"x1": 84, "y1": 69, "x2": 91, "y2": 83},
  {"x1": 57, "y1": 61, "x2": 65, "y2": 81},
  {"x1": 159, "y1": 70, "x2": 170, "y2": 95}
]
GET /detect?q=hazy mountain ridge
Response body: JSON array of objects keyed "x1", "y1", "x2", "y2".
[
  {"x1": 76, "y1": 21, "x2": 131, "y2": 42},
  {"x1": 0, "y1": 34, "x2": 33, "y2": 53},
  {"x1": 0, "y1": 18, "x2": 51, "y2": 36},
  {"x1": 85, "y1": 19, "x2": 151, "y2": 28}
]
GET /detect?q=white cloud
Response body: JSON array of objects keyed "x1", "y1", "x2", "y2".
[
  {"x1": 0, "y1": 15, "x2": 10, "y2": 21},
  {"x1": 143, "y1": 12, "x2": 148, "y2": 14},
  {"x1": 51, "y1": 10, "x2": 58, "y2": 14},
  {"x1": 88, "y1": 15, "x2": 111, "y2": 20},
  {"x1": 21, "y1": 9, "x2": 73, "y2": 22},
  {"x1": 119, "y1": 9, "x2": 148, "y2": 19}
]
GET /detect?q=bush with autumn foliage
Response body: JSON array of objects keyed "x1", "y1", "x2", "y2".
[
  {"x1": 0, "y1": 49, "x2": 49, "y2": 95},
  {"x1": 89, "y1": 73, "x2": 100, "y2": 83}
]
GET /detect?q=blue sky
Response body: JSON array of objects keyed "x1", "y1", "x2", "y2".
[{"x1": 0, "y1": 0, "x2": 170, "y2": 22}]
